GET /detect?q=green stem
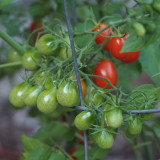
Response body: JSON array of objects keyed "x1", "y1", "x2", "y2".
[
  {"x1": 0, "y1": 29, "x2": 25, "y2": 55},
  {"x1": 0, "y1": 61, "x2": 21, "y2": 69},
  {"x1": 141, "y1": 129, "x2": 153, "y2": 160}
]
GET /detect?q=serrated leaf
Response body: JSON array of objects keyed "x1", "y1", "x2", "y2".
[{"x1": 21, "y1": 134, "x2": 49, "y2": 152}]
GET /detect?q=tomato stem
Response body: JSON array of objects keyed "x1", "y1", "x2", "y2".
[
  {"x1": 0, "y1": 29, "x2": 25, "y2": 55},
  {"x1": 0, "y1": 61, "x2": 21, "y2": 69}
]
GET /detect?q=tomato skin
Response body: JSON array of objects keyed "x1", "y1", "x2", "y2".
[
  {"x1": 57, "y1": 81, "x2": 80, "y2": 107},
  {"x1": 36, "y1": 34, "x2": 58, "y2": 56},
  {"x1": 73, "y1": 76, "x2": 87, "y2": 97},
  {"x1": 37, "y1": 87, "x2": 58, "y2": 114},
  {"x1": 9, "y1": 82, "x2": 31, "y2": 108},
  {"x1": 110, "y1": 35, "x2": 141, "y2": 63},
  {"x1": 74, "y1": 110, "x2": 95, "y2": 130},
  {"x1": 22, "y1": 49, "x2": 42, "y2": 71},
  {"x1": 30, "y1": 22, "x2": 43, "y2": 32},
  {"x1": 69, "y1": 147, "x2": 77, "y2": 160},
  {"x1": 24, "y1": 85, "x2": 43, "y2": 107},
  {"x1": 104, "y1": 107, "x2": 123, "y2": 129},
  {"x1": 127, "y1": 117, "x2": 142, "y2": 135},
  {"x1": 8, "y1": 48, "x2": 22, "y2": 62},
  {"x1": 96, "y1": 130, "x2": 114, "y2": 149},
  {"x1": 85, "y1": 89, "x2": 104, "y2": 107},
  {"x1": 92, "y1": 23, "x2": 111, "y2": 50},
  {"x1": 94, "y1": 60, "x2": 118, "y2": 89},
  {"x1": 132, "y1": 22, "x2": 146, "y2": 37}
]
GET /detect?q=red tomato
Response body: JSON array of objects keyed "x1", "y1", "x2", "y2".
[
  {"x1": 110, "y1": 34, "x2": 141, "y2": 63},
  {"x1": 73, "y1": 76, "x2": 87, "y2": 97},
  {"x1": 69, "y1": 147, "x2": 77, "y2": 160},
  {"x1": 92, "y1": 23, "x2": 111, "y2": 50},
  {"x1": 94, "y1": 60, "x2": 118, "y2": 89}
]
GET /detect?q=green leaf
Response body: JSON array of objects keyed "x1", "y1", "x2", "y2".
[
  {"x1": 0, "y1": 0, "x2": 21, "y2": 9},
  {"x1": 33, "y1": 121, "x2": 75, "y2": 145},
  {"x1": 21, "y1": 134, "x2": 50, "y2": 152},
  {"x1": 25, "y1": 147, "x2": 51, "y2": 160},
  {"x1": 139, "y1": 42, "x2": 160, "y2": 86},
  {"x1": 48, "y1": 153, "x2": 66, "y2": 160}
]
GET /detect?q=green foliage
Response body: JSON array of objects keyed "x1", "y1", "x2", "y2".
[{"x1": 0, "y1": 0, "x2": 21, "y2": 9}]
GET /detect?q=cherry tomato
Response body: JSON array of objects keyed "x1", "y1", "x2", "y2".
[
  {"x1": 37, "y1": 87, "x2": 58, "y2": 114},
  {"x1": 132, "y1": 22, "x2": 146, "y2": 37},
  {"x1": 96, "y1": 130, "x2": 114, "y2": 149},
  {"x1": 127, "y1": 116, "x2": 142, "y2": 135},
  {"x1": 104, "y1": 107, "x2": 123, "y2": 128},
  {"x1": 9, "y1": 82, "x2": 31, "y2": 108},
  {"x1": 24, "y1": 85, "x2": 43, "y2": 107},
  {"x1": 73, "y1": 76, "x2": 87, "y2": 97},
  {"x1": 94, "y1": 60, "x2": 118, "y2": 89},
  {"x1": 36, "y1": 34, "x2": 58, "y2": 56},
  {"x1": 22, "y1": 49, "x2": 42, "y2": 71},
  {"x1": 69, "y1": 147, "x2": 77, "y2": 160},
  {"x1": 57, "y1": 81, "x2": 80, "y2": 107},
  {"x1": 92, "y1": 23, "x2": 111, "y2": 50},
  {"x1": 110, "y1": 35, "x2": 141, "y2": 63},
  {"x1": 8, "y1": 48, "x2": 22, "y2": 62},
  {"x1": 74, "y1": 110, "x2": 95, "y2": 130}
]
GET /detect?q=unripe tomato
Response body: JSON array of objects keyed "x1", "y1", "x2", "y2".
[
  {"x1": 37, "y1": 87, "x2": 58, "y2": 114},
  {"x1": 36, "y1": 34, "x2": 58, "y2": 56},
  {"x1": 85, "y1": 89, "x2": 104, "y2": 107},
  {"x1": 146, "y1": 23, "x2": 156, "y2": 33},
  {"x1": 127, "y1": 116, "x2": 142, "y2": 135},
  {"x1": 96, "y1": 130, "x2": 114, "y2": 149},
  {"x1": 132, "y1": 22, "x2": 146, "y2": 37},
  {"x1": 94, "y1": 60, "x2": 118, "y2": 89},
  {"x1": 9, "y1": 82, "x2": 31, "y2": 108},
  {"x1": 73, "y1": 76, "x2": 87, "y2": 97},
  {"x1": 92, "y1": 23, "x2": 111, "y2": 50},
  {"x1": 104, "y1": 107, "x2": 123, "y2": 128},
  {"x1": 110, "y1": 35, "x2": 141, "y2": 63},
  {"x1": 24, "y1": 85, "x2": 43, "y2": 107},
  {"x1": 74, "y1": 110, "x2": 95, "y2": 130},
  {"x1": 57, "y1": 81, "x2": 80, "y2": 107},
  {"x1": 8, "y1": 48, "x2": 22, "y2": 62},
  {"x1": 153, "y1": 0, "x2": 160, "y2": 13},
  {"x1": 22, "y1": 49, "x2": 42, "y2": 70}
]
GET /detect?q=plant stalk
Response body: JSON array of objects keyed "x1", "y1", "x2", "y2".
[{"x1": 0, "y1": 61, "x2": 21, "y2": 69}]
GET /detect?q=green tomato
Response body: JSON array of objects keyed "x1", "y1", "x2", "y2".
[
  {"x1": 9, "y1": 82, "x2": 31, "y2": 108},
  {"x1": 127, "y1": 116, "x2": 142, "y2": 135},
  {"x1": 37, "y1": 87, "x2": 58, "y2": 114},
  {"x1": 132, "y1": 22, "x2": 146, "y2": 37},
  {"x1": 24, "y1": 85, "x2": 43, "y2": 107},
  {"x1": 74, "y1": 110, "x2": 95, "y2": 130},
  {"x1": 36, "y1": 34, "x2": 58, "y2": 56},
  {"x1": 57, "y1": 81, "x2": 80, "y2": 107},
  {"x1": 22, "y1": 49, "x2": 41, "y2": 71},
  {"x1": 146, "y1": 23, "x2": 156, "y2": 33},
  {"x1": 8, "y1": 48, "x2": 22, "y2": 62},
  {"x1": 85, "y1": 89, "x2": 104, "y2": 107},
  {"x1": 104, "y1": 107, "x2": 123, "y2": 129},
  {"x1": 153, "y1": 0, "x2": 160, "y2": 13},
  {"x1": 96, "y1": 130, "x2": 114, "y2": 149}
]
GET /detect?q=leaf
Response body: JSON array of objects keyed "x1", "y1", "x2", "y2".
[
  {"x1": 21, "y1": 134, "x2": 50, "y2": 152},
  {"x1": 48, "y1": 153, "x2": 66, "y2": 160},
  {"x1": 0, "y1": 0, "x2": 21, "y2": 9},
  {"x1": 33, "y1": 121, "x2": 75, "y2": 145},
  {"x1": 139, "y1": 42, "x2": 160, "y2": 86},
  {"x1": 25, "y1": 147, "x2": 51, "y2": 160}
]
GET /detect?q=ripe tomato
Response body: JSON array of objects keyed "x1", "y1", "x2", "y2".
[
  {"x1": 8, "y1": 48, "x2": 22, "y2": 62},
  {"x1": 127, "y1": 116, "x2": 142, "y2": 135},
  {"x1": 94, "y1": 60, "x2": 118, "y2": 89},
  {"x1": 74, "y1": 110, "x2": 95, "y2": 130},
  {"x1": 57, "y1": 81, "x2": 80, "y2": 107},
  {"x1": 36, "y1": 34, "x2": 58, "y2": 56},
  {"x1": 73, "y1": 76, "x2": 87, "y2": 97},
  {"x1": 24, "y1": 85, "x2": 43, "y2": 107},
  {"x1": 85, "y1": 89, "x2": 104, "y2": 107},
  {"x1": 9, "y1": 82, "x2": 31, "y2": 108},
  {"x1": 22, "y1": 49, "x2": 42, "y2": 71},
  {"x1": 92, "y1": 23, "x2": 111, "y2": 50},
  {"x1": 110, "y1": 35, "x2": 141, "y2": 63},
  {"x1": 37, "y1": 87, "x2": 58, "y2": 114},
  {"x1": 96, "y1": 130, "x2": 114, "y2": 149},
  {"x1": 69, "y1": 147, "x2": 77, "y2": 160},
  {"x1": 104, "y1": 107, "x2": 123, "y2": 128}
]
